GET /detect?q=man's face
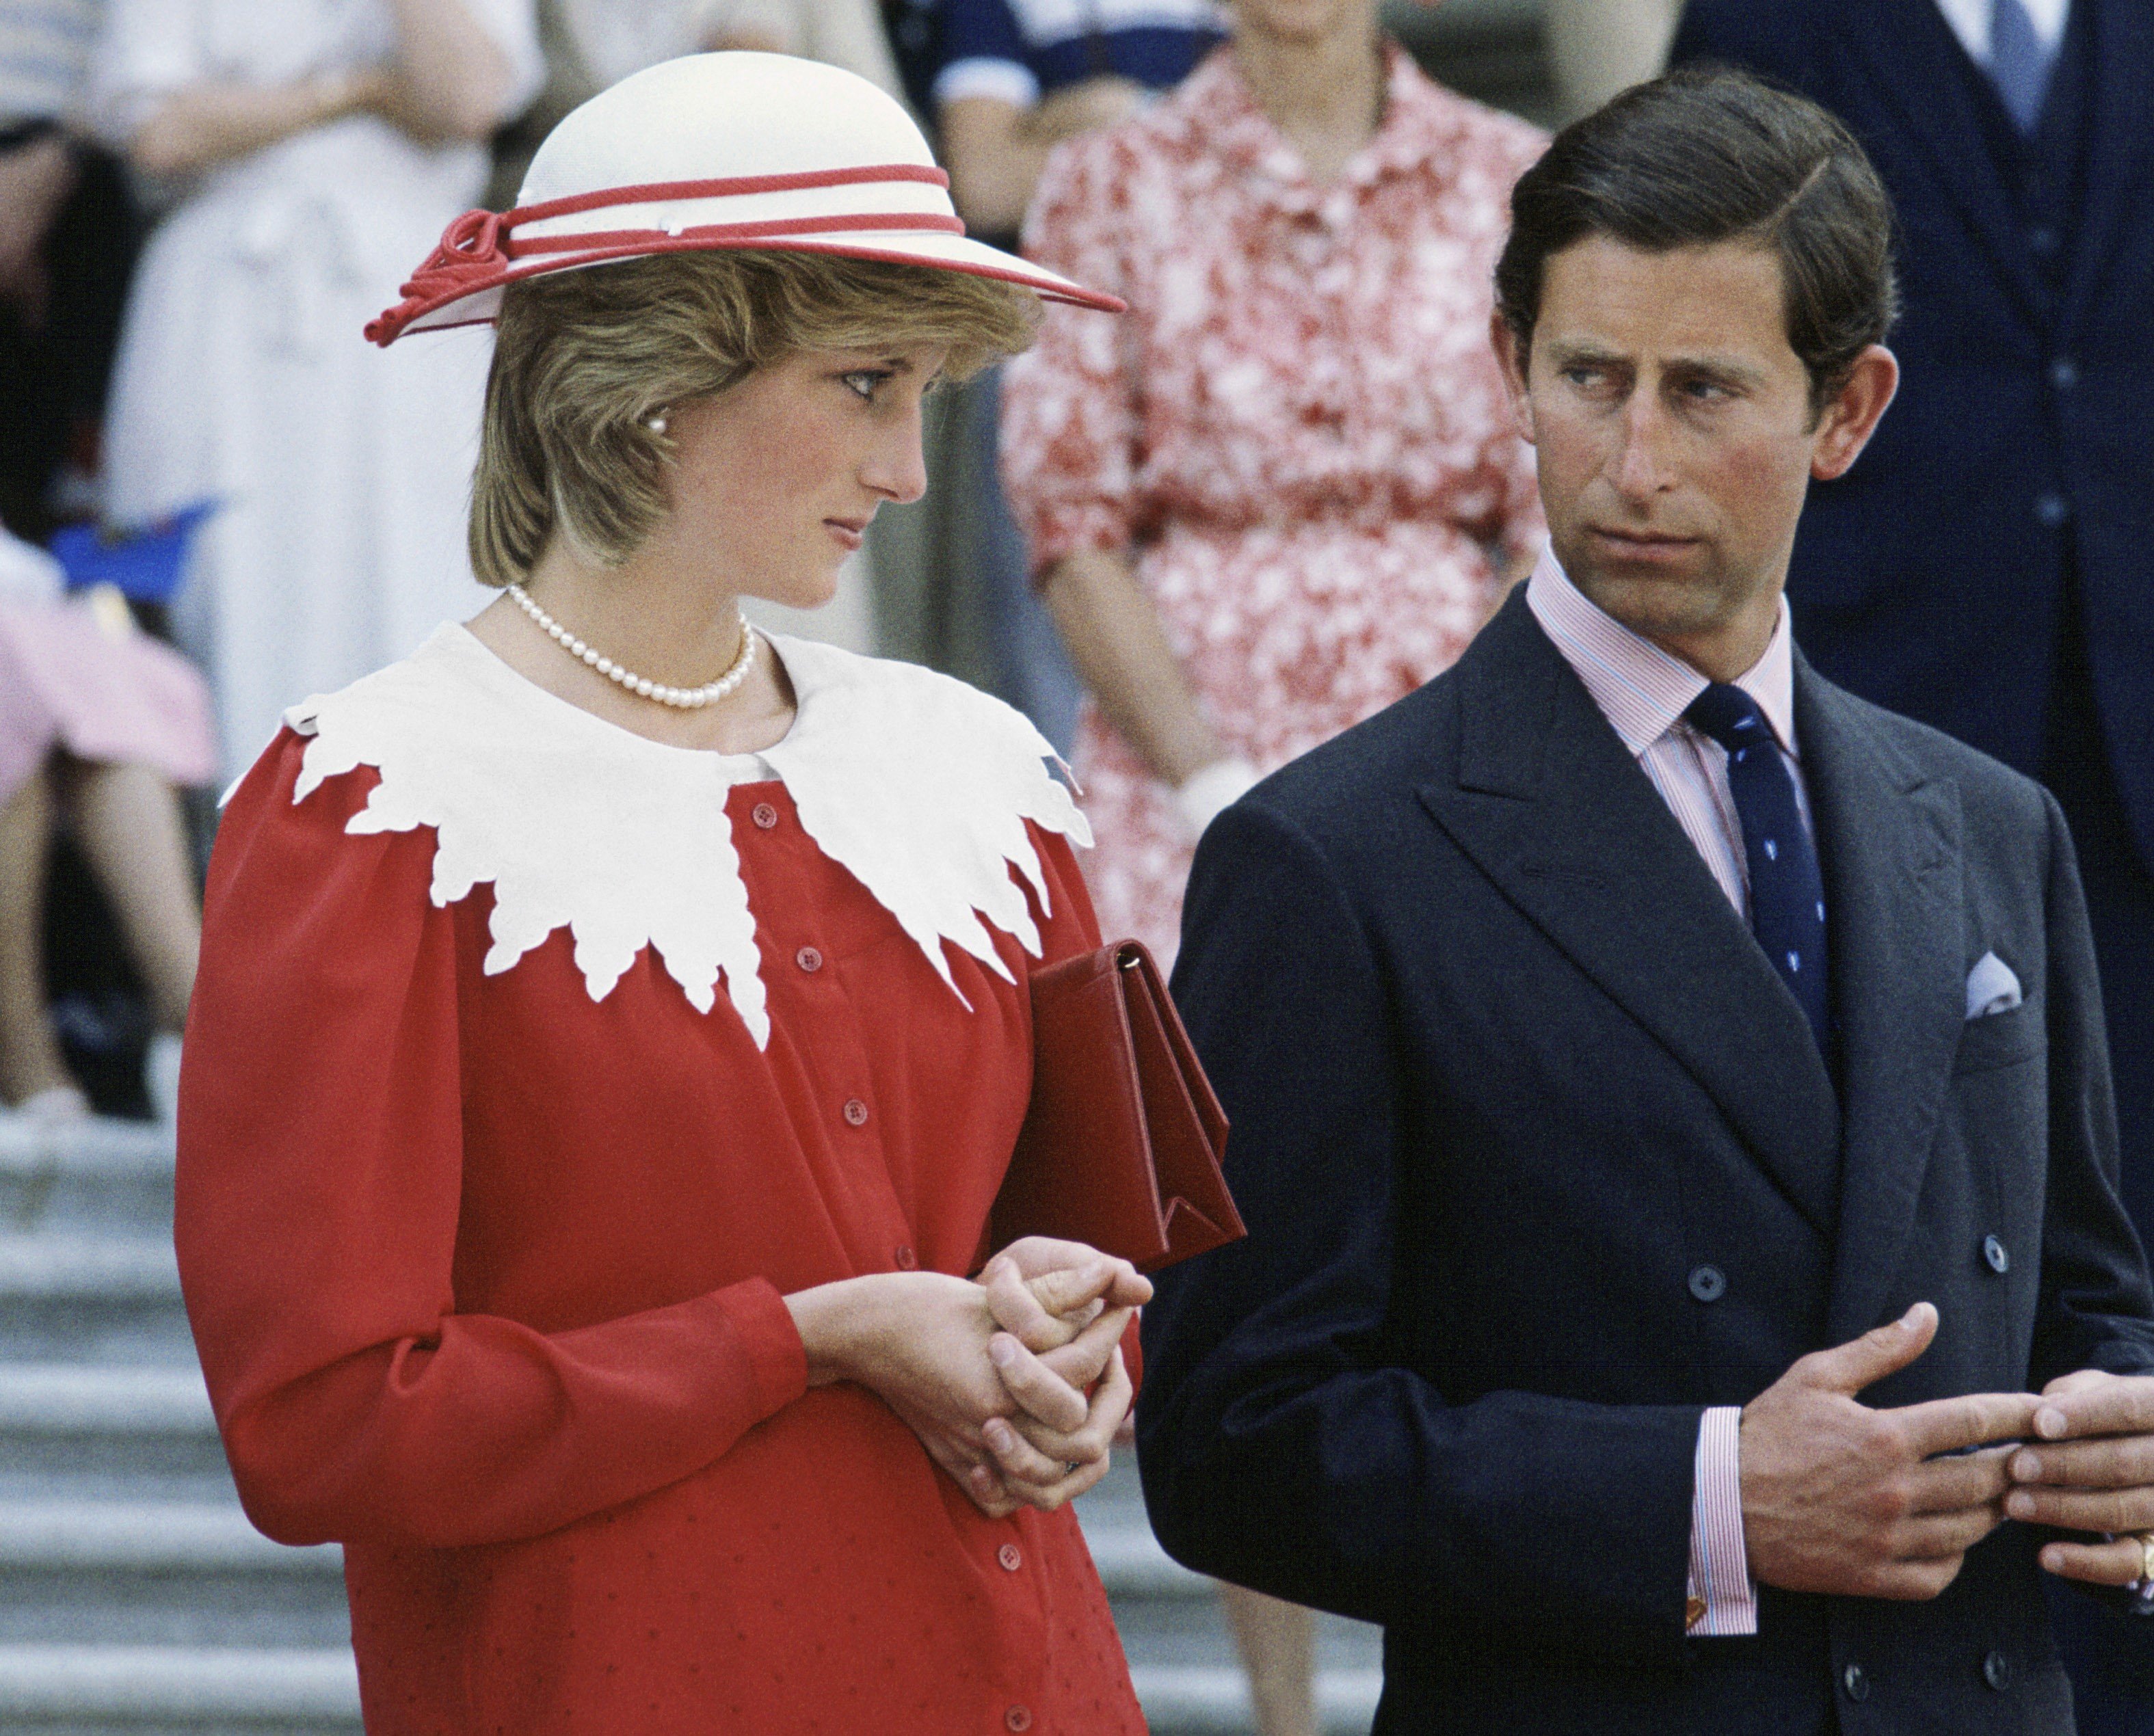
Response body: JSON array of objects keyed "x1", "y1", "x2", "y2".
[{"x1": 1493, "y1": 235, "x2": 1895, "y2": 677}]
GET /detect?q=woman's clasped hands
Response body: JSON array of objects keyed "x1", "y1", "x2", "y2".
[{"x1": 785, "y1": 1236, "x2": 1152, "y2": 1518}]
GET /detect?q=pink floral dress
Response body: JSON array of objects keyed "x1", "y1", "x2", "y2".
[{"x1": 1002, "y1": 44, "x2": 1547, "y2": 963}]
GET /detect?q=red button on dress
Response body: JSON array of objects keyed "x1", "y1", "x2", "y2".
[
  {"x1": 796, "y1": 946, "x2": 823, "y2": 972},
  {"x1": 752, "y1": 802, "x2": 779, "y2": 829},
  {"x1": 842, "y1": 1098, "x2": 868, "y2": 1127},
  {"x1": 894, "y1": 1244, "x2": 917, "y2": 1270},
  {"x1": 998, "y1": 1543, "x2": 1022, "y2": 1572},
  {"x1": 1006, "y1": 1709, "x2": 1033, "y2": 1733}
]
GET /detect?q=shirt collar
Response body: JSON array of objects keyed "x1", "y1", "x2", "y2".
[{"x1": 1525, "y1": 546, "x2": 1799, "y2": 760}]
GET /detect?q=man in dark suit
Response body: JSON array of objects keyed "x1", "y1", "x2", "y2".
[
  {"x1": 1667, "y1": 0, "x2": 2154, "y2": 1430},
  {"x1": 1666, "y1": 8, "x2": 2154, "y2": 1721},
  {"x1": 1139, "y1": 70, "x2": 2154, "y2": 1732}
]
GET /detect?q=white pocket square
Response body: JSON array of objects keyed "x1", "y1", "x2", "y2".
[{"x1": 1965, "y1": 952, "x2": 2023, "y2": 1021}]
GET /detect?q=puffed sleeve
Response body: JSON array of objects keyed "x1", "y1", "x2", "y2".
[
  {"x1": 176, "y1": 732, "x2": 810, "y2": 1550},
  {"x1": 1001, "y1": 129, "x2": 1143, "y2": 579}
]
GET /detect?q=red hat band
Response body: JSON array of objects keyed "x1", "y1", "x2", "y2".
[{"x1": 367, "y1": 166, "x2": 973, "y2": 347}]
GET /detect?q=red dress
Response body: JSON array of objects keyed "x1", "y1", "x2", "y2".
[{"x1": 175, "y1": 626, "x2": 1145, "y2": 1735}]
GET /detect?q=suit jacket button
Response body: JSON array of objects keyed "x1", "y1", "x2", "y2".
[
  {"x1": 1688, "y1": 1265, "x2": 1727, "y2": 1303},
  {"x1": 1842, "y1": 1662, "x2": 1870, "y2": 1702},
  {"x1": 1984, "y1": 1235, "x2": 2010, "y2": 1274},
  {"x1": 1984, "y1": 1649, "x2": 2013, "y2": 1691}
]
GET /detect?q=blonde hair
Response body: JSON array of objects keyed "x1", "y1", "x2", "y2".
[{"x1": 469, "y1": 250, "x2": 1041, "y2": 586}]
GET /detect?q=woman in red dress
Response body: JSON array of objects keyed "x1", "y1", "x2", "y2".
[{"x1": 175, "y1": 52, "x2": 1148, "y2": 1735}]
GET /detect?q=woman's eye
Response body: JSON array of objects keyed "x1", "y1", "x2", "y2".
[{"x1": 842, "y1": 371, "x2": 889, "y2": 401}]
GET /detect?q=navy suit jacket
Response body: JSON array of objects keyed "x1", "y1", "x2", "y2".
[
  {"x1": 1668, "y1": 0, "x2": 2154, "y2": 874},
  {"x1": 1140, "y1": 591, "x2": 2154, "y2": 1733}
]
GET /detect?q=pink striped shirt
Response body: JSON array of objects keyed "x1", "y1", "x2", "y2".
[{"x1": 1526, "y1": 547, "x2": 1814, "y2": 1639}]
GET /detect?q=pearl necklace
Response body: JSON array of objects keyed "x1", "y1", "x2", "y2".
[{"x1": 507, "y1": 584, "x2": 758, "y2": 709}]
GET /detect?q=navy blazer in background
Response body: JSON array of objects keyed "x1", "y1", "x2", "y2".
[
  {"x1": 1141, "y1": 591, "x2": 2154, "y2": 1733},
  {"x1": 1667, "y1": 0, "x2": 2154, "y2": 874}
]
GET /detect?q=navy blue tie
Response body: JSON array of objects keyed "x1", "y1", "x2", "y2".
[
  {"x1": 1989, "y1": 0, "x2": 2055, "y2": 133},
  {"x1": 1684, "y1": 684, "x2": 1831, "y2": 1057}
]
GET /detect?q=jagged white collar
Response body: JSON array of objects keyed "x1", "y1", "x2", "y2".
[{"x1": 276, "y1": 624, "x2": 1091, "y2": 1047}]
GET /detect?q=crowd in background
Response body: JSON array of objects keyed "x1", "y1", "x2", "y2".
[{"x1": 3, "y1": 0, "x2": 2150, "y2": 1728}]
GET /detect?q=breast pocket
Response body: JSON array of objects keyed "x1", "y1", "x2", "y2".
[{"x1": 1953, "y1": 1002, "x2": 2046, "y2": 1076}]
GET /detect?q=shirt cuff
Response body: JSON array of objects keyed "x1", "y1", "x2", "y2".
[
  {"x1": 1686, "y1": 1405, "x2": 1757, "y2": 1635},
  {"x1": 728, "y1": 1276, "x2": 812, "y2": 1419}
]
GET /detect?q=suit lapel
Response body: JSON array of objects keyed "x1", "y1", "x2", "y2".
[
  {"x1": 2062, "y1": 0, "x2": 2154, "y2": 332},
  {"x1": 1420, "y1": 599, "x2": 1841, "y2": 1238},
  {"x1": 1836, "y1": 0, "x2": 2046, "y2": 328},
  {"x1": 1800, "y1": 665, "x2": 1969, "y2": 1341}
]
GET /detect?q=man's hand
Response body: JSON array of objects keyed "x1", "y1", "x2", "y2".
[
  {"x1": 1741, "y1": 1302, "x2": 2043, "y2": 1599},
  {"x1": 2004, "y1": 1370, "x2": 2154, "y2": 1586}
]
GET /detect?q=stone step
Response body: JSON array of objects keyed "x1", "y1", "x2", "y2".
[
  {"x1": 0, "y1": 1645, "x2": 358, "y2": 1735},
  {"x1": 0, "y1": 1120, "x2": 174, "y2": 1236},
  {"x1": 0, "y1": 1501, "x2": 347, "y2": 1648},
  {"x1": 0, "y1": 1237, "x2": 193, "y2": 1364},
  {"x1": 0, "y1": 1365, "x2": 227, "y2": 1493}
]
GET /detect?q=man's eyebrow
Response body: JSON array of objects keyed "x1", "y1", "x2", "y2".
[
  {"x1": 1660, "y1": 351, "x2": 1772, "y2": 390},
  {"x1": 1544, "y1": 340, "x2": 1630, "y2": 369}
]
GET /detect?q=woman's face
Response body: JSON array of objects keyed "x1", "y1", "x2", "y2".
[{"x1": 654, "y1": 345, "x2": 945, "y2": 611}]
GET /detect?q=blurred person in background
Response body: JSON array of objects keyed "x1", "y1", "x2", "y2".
[
  {"x1": 1000, "y1": 0, "x2": 1544, "y2": 1726},
  {"x1": 0, "y1": 526, "x2": 211, "y2": 1125},
  {"x1": 0, "y1": 0, "x2": 139, "y2": 542},
  {"x1": 84, "y1": 0, "x2": 544, "y2": 781},
  {"x1": 1671, "y1": 4, "x2": 2154, "y2": 1726},
  {"x1": 868, "y1": 0, "x2": 1226, "y2": 751},
  {"x1": 1004, "y1": 0, "x2": 1544, "y2": 965}
]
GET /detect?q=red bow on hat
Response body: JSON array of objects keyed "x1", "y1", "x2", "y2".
[{"x1": 364, "y1": 209, "x2": 511, "y2": 347}]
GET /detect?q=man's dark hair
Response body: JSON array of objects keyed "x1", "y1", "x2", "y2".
[{"x1": 1494, "y1": 66, "x2": 1900, "y2": 416}]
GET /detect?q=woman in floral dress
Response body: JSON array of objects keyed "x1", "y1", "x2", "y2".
[{"x1": 1002, "y1": 0, "x2": 1549, "y2": 967}]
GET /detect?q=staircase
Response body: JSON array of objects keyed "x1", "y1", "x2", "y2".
[{"x1": 0, "y1": 1117, "x2": 1377, "y2": 1733}]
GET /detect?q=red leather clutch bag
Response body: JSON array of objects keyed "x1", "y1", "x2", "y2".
[{"x1": 991, "y1": 940, "x2": 1246, "y2": 1274}]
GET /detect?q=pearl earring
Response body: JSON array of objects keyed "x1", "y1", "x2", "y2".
[{"x1": 645, "y1": 412, "x2": 669, "y2": 435}]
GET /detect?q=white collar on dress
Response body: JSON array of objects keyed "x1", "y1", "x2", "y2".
[{"x1": 275, "y1": 624, "x2": 1091, "y2": 1048}]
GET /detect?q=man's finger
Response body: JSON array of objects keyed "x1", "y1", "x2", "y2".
[
  {"x1": 1792, "y1": 1303, "x2": 1938, "y2": 1396},
  {"x1": 2034, "y1": 1375, "x2": 2154, "y2": 1444},
  {"x1": 1904, "y1": 1444, "x2": 2017, "y2": 1514},
  {"x1": 2005, "y1": 1482, "x2": 2154, "y2": 1534},
  {"x1": 987, "y1": 1333, "x2": 1089, "y2": 1432},
  {"x1": 1895, "y1": 1388, "x2": 2043, "y2": 1460},
  {"x1": 1896, "y1": 1504, "x2": 2007, "y2": 1562},
  {"x1": 2010, "y1": 1434, "x2": 2154, "y2": 1491},
  {"x1": 2040, "y1": 1535, "x2": 2149, "y2": 1588}
]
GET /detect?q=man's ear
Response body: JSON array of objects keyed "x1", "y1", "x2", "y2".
[
  {"x1": 1810, "y1": 344, "x2": 1898, "y2": 481},
  {"x1": 1489, "y1": 308, "x2": 1537, "y2": 445}
]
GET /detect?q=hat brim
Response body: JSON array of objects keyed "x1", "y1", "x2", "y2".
[{"x1": 388, "y1": 229, "x2": 1123, "y2": 339}]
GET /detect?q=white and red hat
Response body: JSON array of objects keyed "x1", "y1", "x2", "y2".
[{"x1": 366, "y1": 51, "x2": 1121, "y2": 347}]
